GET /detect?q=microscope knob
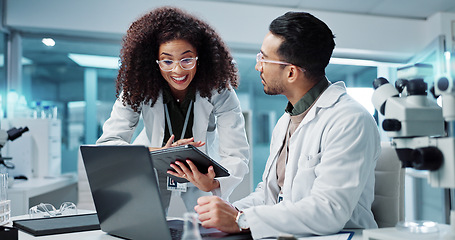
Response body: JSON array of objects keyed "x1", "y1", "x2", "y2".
[
  {"x1": 382, "y1": 119, "x2": 401, "y2": 131},
  {"x1": 437, "y1": 76, "x2": 449, "y2": 91},
  {"x1": 411, "y1": 147, "x2": 443, "y2": 171}
]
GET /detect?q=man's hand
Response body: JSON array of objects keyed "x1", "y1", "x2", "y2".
[
  {"x1": 167, "y1": 160, "x2": 220, "y2": 192},
  {"x1": 194, "y1": 196, "x2": 241, "y2": 233}
]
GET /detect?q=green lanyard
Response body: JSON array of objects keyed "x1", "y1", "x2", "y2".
[{"x1": 163, "y1": 100, "x2": 193, "y2": 142}]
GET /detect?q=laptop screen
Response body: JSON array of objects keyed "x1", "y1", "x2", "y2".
[
  {"x1": 80, "y1": 145, "x2": 173, "y2": 240},
  {"x1": 80, "y1": 145, "x2": 251, "y2": 240}
]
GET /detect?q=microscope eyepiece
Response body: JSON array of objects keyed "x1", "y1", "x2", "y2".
[
  {"x1": 395, "y1": 79, "x2": 408, "y2": 93},
  {"x1": 7, "y1": 126, "x2": 30, "y2": 141},
  {"x1": 372, "y1": 77, "x2": 389, "y2": 89},
  {"x1": 406, "y1": 79, "x2": 427, "y2": 96}
]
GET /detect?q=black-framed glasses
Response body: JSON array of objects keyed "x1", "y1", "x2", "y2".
[
  {"x1": 156, "y1": 57, "x2": 198, "y2": 72},
  {"x1": 256, "y1": 52, "x2": 305, "y2": 72}
]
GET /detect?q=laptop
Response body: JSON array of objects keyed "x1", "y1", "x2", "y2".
[{"x1": 80, "y1": 145, "x2": 251, "y2": 240}]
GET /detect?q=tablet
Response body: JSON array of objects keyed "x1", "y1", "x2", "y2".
[{"x1": 151, "y1": 145, "x2": 229, "y2": 183}]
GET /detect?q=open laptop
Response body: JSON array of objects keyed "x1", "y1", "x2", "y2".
[{"x1": 80, "y1": 145, "x2": 251, "y2": 240}]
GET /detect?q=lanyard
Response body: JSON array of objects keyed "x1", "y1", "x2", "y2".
[{"x1": 164, "y1": 100, "x2": 193, "y2": 142}]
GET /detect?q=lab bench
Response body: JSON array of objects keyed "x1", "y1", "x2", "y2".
[{"x1": 7, "y1": 174, "x2": 78, "y2": 216}]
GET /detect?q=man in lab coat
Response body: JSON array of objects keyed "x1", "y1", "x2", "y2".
[{"x1": 194, "y1": 11, "x2": 381, "y2": 239}]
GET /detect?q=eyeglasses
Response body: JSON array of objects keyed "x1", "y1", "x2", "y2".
[
  {"x1": 256, "y1": 52, "x2": 305, "y2": 72},
  {"x1": 29, "y1": 202, "x2": 78, "y2": 218},
  {"x1": 156, "y1": 57, "x2": 198, "y2": 72}
]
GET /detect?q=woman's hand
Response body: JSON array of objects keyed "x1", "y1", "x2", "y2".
[
  {"x1": 148, "y1": 135, "x2": 205, "y2": 152},
  {"x1": 167, "y1": 160, "x2": 220, "y2": 192},
  {"x1": 165, "y1": 135, "x2": 205, "y2": 148}
]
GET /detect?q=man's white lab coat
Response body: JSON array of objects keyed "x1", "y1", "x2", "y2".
[{"x1": 233, "y1": 82, "x2": 380, "y2": 239}]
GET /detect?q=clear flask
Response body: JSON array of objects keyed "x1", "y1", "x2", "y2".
[{"x1": 181, "y1": 212, "x2": 202, "y2": 240}]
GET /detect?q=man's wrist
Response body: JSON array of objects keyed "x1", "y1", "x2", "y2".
[{"x1": 235, "y1": 211, "x2": 250, "y2": 231}]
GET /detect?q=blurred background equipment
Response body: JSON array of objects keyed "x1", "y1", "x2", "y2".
[
  {"x1": 0, "y1": 126, "x2": 29, "y2": 171},
  {"x1": 1, "y1": 119, "x2": 61, "y2": 179},
  {"x1": 370, "y1": 59, "x2": 455, "y2": 238}
]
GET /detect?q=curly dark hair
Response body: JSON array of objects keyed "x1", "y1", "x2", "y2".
[{"x1": 116, "y1": 6, "x2": 239, "y2": 111}]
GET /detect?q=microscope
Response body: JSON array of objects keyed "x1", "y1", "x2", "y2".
[
  {"x1": 0, "y1": 126, "x2": 29, "y2": 171},
  {"x1": 371, "y1": 68, "x2": 455, "y2": 238}
]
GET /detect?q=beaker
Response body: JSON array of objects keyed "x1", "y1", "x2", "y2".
[{"x1": 181, "y1": 212, "x2": 202, "y2": 240}]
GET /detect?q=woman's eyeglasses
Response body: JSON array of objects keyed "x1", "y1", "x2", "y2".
[{"x1": 156, "y1": 57, "x2": 198, "y2": 72}]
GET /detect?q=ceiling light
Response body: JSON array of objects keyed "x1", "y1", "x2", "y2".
[
  {"x1": 0, "y1": 54, "x2": 33, "y2": 67},
  {"x1": 330, "y1": 57, "x2": 404, "y2": 68},
  {"x1": 68, "y1": 53, "x2": 119, "y2": 69},
  {"x1": 42, "y1": 38, "x2": 55, "y2": 47}
]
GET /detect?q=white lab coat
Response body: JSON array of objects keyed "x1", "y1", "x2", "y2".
[
  {"x1": 233, "y1": 82, "x2": 380, "y2": 239},
  {"x1": 97, "y1": 88, "x2": 249, "y2": 206}
]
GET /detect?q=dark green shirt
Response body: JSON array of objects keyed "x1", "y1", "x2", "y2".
[
  {"x1": 285, "y1": 79, "x2": 330, "y2": 116},
  {"x1": 162, "y1": 85, "x2": 196, "y2": 147}
]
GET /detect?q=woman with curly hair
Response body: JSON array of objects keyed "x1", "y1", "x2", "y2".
[{"x1": 97, "y1": 6, "x2": 249, "y2": 213}]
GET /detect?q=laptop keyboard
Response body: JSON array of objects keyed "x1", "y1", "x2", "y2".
[
  {"x1": 169, "y1": 227, "x2": 216, "y2": 240},
  {"x1": 170, "y1": 228, "x2": 183, "y2": 240}
]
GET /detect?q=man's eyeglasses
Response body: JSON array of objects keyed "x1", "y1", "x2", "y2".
[
  {"x1": 256, "y1": 52, "x2": 305, "y2": 72},
  {"x1": 156, "y1": 57, "x2": 198, "y2": 72},
  {"x1": 29, "y1": 202, "x2": 78, "y2": 218}
]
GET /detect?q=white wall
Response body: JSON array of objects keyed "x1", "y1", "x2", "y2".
[
  {"x1": 4, "y1": 0, "x2": 455, "y2": 62},
  {"x1": 427, "y1": 12, "x2": 455, "y2": 57}
]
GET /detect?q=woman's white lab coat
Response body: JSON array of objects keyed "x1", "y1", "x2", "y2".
[
  {"x1": 233, "y1": 82, "x2": 380, "y2": 239},
  {"x1": 97, "y1": 88, "x2": 249, "y2": 203}
]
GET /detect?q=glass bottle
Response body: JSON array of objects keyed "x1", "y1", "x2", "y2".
[
  {"x1": 51, "y1": 105, "x2": 58, "y2": 119},
  {"x1": 33, "y1": 101, "x2": 42, "y2": 119},
  {"x1": 43, "y1": 106, "x2": 52, "y2": 118},
  {"x1": 181, "y1": 212, "x2": 202, "y2": 240},
  {"x1": 42, "y1": 105, "x2": 50, "y2": 119}
]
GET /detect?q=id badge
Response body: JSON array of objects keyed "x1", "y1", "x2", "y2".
[{"x1": 167, "y1": 176, "x2": 187, "y2": 192}]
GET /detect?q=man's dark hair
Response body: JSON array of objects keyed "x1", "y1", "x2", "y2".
[{"x1": 269, "y1": 12, "x2": 335, "y2": 81}]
